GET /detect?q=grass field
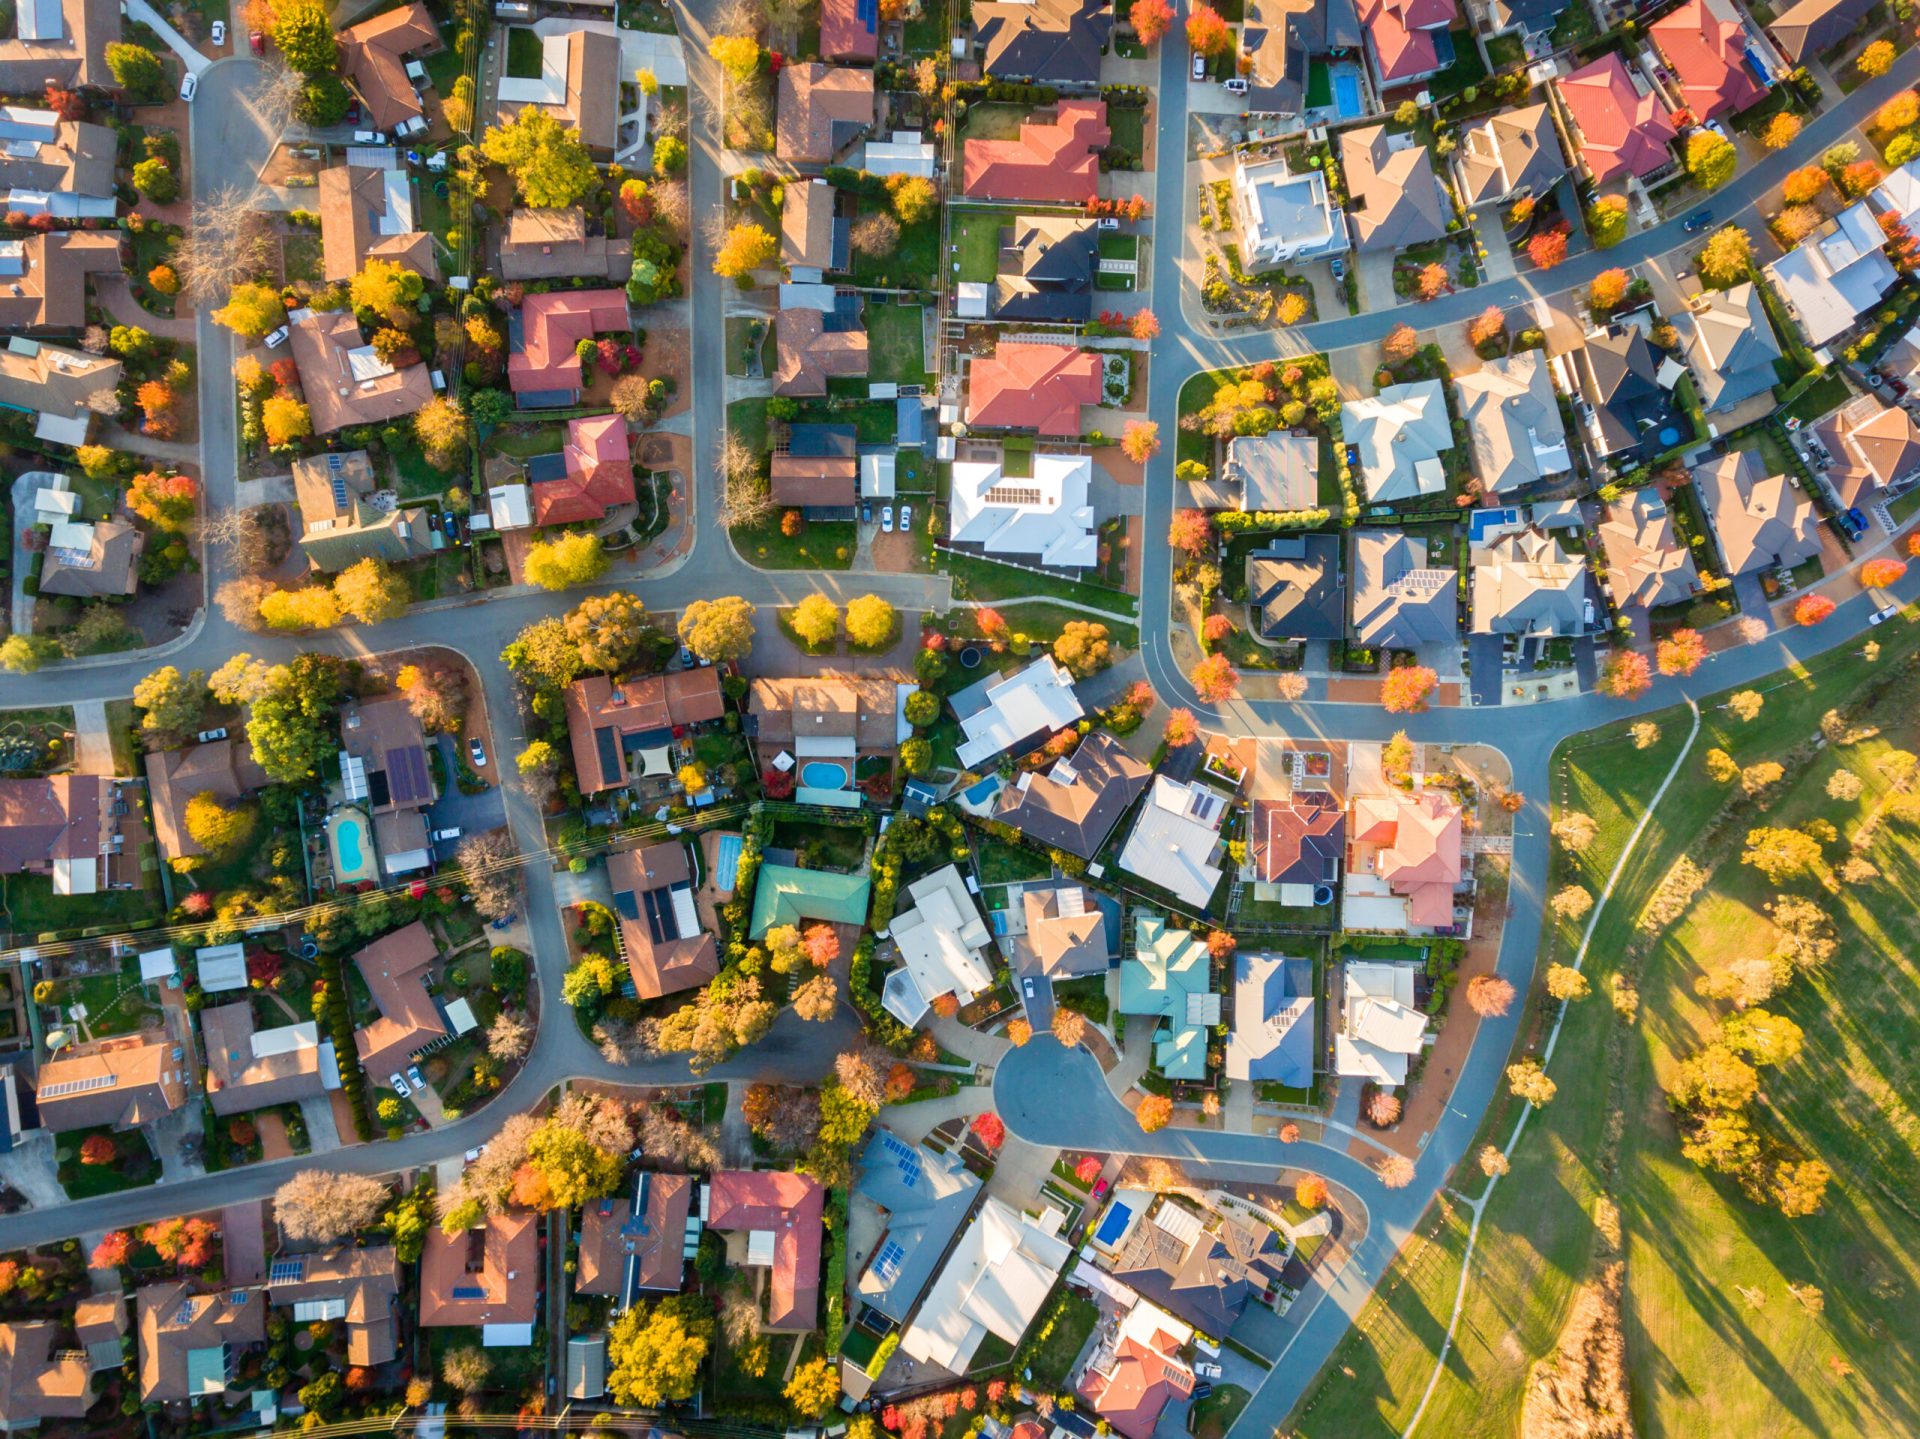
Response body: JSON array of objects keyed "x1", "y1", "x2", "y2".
[
  {"x1": 867, "y1": 302, "x2": 930, "y2": 385},
  {"x1": 951, "y1": 209, "x2": 1005, "y2": 284},
  {"x1": 941, "y1": 552, "x2": 1139, "y2": 616},
  {"x1": 1292, "y1": 613, "x2": 1920, "y2": 1437}
]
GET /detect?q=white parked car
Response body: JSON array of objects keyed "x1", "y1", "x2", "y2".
[
  {"x1": 1192, "y1": 52, "x2": 1207, "y2": 80},
  {"x1": 899, "y1": 503, "x2": 913, "y2": 532},
  {"x1": 1869, "y1": 604, "x2": 1899, "y2": 625},
  {"x1": 210, "y1": 19, "x2": 226, "y2": 44},
  {"x1": 263, "y1": 325, "x2": 290, "y2": 349},
  {"x1": 389, "y1": 1072, "x2": 410, "y2": 1099},
  {"x1": 178, "y1": 71, "x2": 198, "y2": 103},
  {"x1": 881, "y1": 505, "x2": 895, "y2": 533}
]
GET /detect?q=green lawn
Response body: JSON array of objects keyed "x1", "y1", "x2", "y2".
[
  {"x1": 282, "y1": 230, "x2": 323, "y2": 284},
  {"x1": 1106, "y1": 104, "x2": 1147, "y2": 166},
  {"x1": 1190, "y1": 1384, "x2": 1253, "y2": 1439},
  {"x1": 1024, "y1": 1289, "x2": 1099, "y2": 1386},
  {"x1": 950, "y1": 601, "x2": 1139, "y2": 651},
  {"x1": 729, "y1": 396, "x2": 770, "y2": 456},
  {"x1": 852, "y1": 215, "x2": 937, "y2": 288},
  {"x1": 1778, "y1": 369, "x2": 1852, "y2": 426},
  {"x1": 1291, "y1": 613, "x2": 1920, "y2": 1437},
  {"x1": 1, "y1": 874, "x2": 162, "y2": 942},
  {"x1": 975, "y1": 833, "x2": 1053, "y2": 884},
  {"x1": 951, "y1": 208, "x2": 1005, "y2": 284},
  {"x1": 725, "y1": 315, "x2": 771, "y2": 379},
  {"x1": 961, "y1": 101, "x2": 1030, "y2": 142},
  {"x1": 941, "y1": 552, "x2": 1138, "y2": 615},
  {"x1": 504, "y1": 25, "x2": 544, "y2": 78},
  {"x1": 736, "y1": 515, "x2": 855, "y2": 569},
  {"x1": 866, "y1": 303, "x2": 930, "y2": 385}
]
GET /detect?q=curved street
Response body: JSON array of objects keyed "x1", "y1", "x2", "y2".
[{"x1": 0, "y1": 26, "x2": 1915, "y2": 1435}]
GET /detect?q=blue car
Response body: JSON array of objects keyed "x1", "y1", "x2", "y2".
[
  {"x1": 1683, "y1": 209, "x2": 1716, "y2": 233},
  {"x1": 1845, "y1": 507, "x2": 1869, "y2": 538}
]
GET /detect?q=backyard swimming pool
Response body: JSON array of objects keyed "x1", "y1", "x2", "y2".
[
  {"x1": 713, "y1": 832, "x2": 743, "y2": 893},
  {"x1": 1332, "y1": 70, "x2": 1363, "y2": 119},
  {"x1": 801, "y1": 761, "x2": 849, "y2": 789},
  {"x1": 328, "y1": 808, "x2": 380, "y2": 885}
]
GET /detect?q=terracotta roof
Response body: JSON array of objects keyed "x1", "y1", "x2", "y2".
[
  {"x1": 135, "y1": 1283, "x2": 265, "y2": 1403},
  {"x1": 508, "y1": 288, "x2": 631, "y2": 395},
  {"x1": 288, "y1": 307, "x2": 433, "y2": 435},
  {"x1": 0, "y1": 1322, "x2": 92, "y2": 1427},
  {"x1": 774, "y1": 305, "x2": 869, "y2": 396},
  {"x1": 351, "y1": 920, "x2": 446, "y2": 1078},
  {"x1": 777, "y1": 63, "x2": 874, "y2": 164},
  {"x1": 1558, "y1": 54, "x2": 1678, "y2": 183},
  {"x1": 962, "y1": 100, "x2": 1108, "y2": 202},
  {"x1": 339, "y1": 695, "x2": 432, "y2": 816},
  {"x1": 781, "y1": 179, "x2": 841, "y2": 273},
  {"x1": 317, "y1": 165, "x2": 440, "y2": 285},
  {"x1": 1350, "y1": 789, "x2": 1461, "y2": 926},
  {"x1": 1359, "y1": 0, "x2": 1455, "y2": 83},
  {"x1": 0, "y1": 773, "x2": 108, "y2": 883},
  {"x1": 707, "y1": 1171, "x2": 824, "y2": 1330},
  {"x1": 500, "y1": 207, "x2": 629, "y2": 281},
  {"x1": 747, "y1": 675, "x2": 900, "y2": 751},
  {"x1": 340, "y1": 0, "x2": 441, "y2": 133},
  {"x1": 0, "y1": 0, "x2": 117, "y2": 91},
  {"x1": 576, "y1": 1172, "x2": 695, "y2": 1300},
  {"x1": 966, "y1": 342, "x2": 1102, "y2": 434},
  {"x1": 608, "y1": 842, "x2": 718, "y2": 999},
  {"x1": 269, "y1": 1247, "x2": 400, "y2": 1365},
  {"x1": 771, "y1": 423, "x2": 860, "y2": 509},
  {"x1": 144, "y1": 736, "x2": 268, "y2": 863},
  {"x1": 821, "y1": 0, "x2": 879, "y2": 60},
  {"x1": 1650, "y1": 0, "x2": 1767, "y2": 121},
  {"x1": 1078, "y1": 1323, "x2": 1195, "y2": 1439},
  {"x1": 534, "y1": 412, "x2": 634, "y2": 525},
  {"x1": 420, "y1": 1214, "x2": 540, "y2": 1329},
  {"x1": 0, "y1": 231, "x2": 120, "y2": 330},
  {"x1": 35, "y1": 1034, "x2": 186, "y2": 1133},
  {"x1": 565, "y1": 669, "x2": 728, "y2": 794},
  {"x1": 1252, "y1": 792, "x2": 1345, "y2": 886}
]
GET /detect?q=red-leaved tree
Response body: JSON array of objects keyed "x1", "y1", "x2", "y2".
[
  {"x1": 90, "y1": 1231, "x2": 132, "y2": 1269},
  {"x1": 1596, "y1": 649, "x2": 1652, "y2": 699},
  {"x1": 1189, "y1": 655, "x2": 1240, "y2": 703},
  {"x1": 1163, "y1": 707, "x2": 1198, "y2": 747},
  {"x1": 1793, "y1": 594, "x2": 1836, "y2": 626},
  {"x1": 1381, "y1": 665, "x2": 1439, "y2": 714},
  {"x1": 1130, "y1": 0, "x2": 1174, "y2": 43},
  {"x1": 970, "y1": 1112, "x2": 1006, "y2": 1151},
  {"x1": 79, "y1": 1133, "x2": 116, "y2": 1165},
  {"x1": 1169, "y1": 508, "x2": 1214, "y2": 555},
  {"x1": 1527, "y1": 227, "x2": 1569, "y2": 270}
]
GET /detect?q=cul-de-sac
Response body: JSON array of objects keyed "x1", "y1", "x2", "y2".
[{"x1": 0, "y1": 0, "x2": 1913, "y2": 1431}]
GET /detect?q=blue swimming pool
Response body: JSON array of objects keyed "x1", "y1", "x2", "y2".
[
  {"x1": 1333, "y1": 71, "x2": 1363, "y2": 120},
  {"x1": 337, "y1": 820, "x2": 364, "y2": 870},
  {"x1": 801, "y1": 761, "x2": 848, "y2": 789},
  {"x1": 713, "y1": 832, "x2": 743, "y2": 892},
  {"x1": 327, "y1": 808, "x2": 379, "y2": 885}
]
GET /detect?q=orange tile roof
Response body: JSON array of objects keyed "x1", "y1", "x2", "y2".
[
  {"x1": 962, "y1": 100, "x2": 1108, "y2": 202},
  {"x1": 966, "y1": 342, "x2": 1102, "y2": 434},
  {"x1": 508, "y1": 289, "x2": 632, "y2": 394},
  {"x1": 419, "y1": 1214, "x2": 540, "y2": 1329},
  {"x1": 535, "y1": 413, "x2": 634, "y2": 525},
  {"x1": 707, "y1": 1171, "x2": 824, "y2": 1330}
]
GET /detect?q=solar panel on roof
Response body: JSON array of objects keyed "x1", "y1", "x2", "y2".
[
  {"x1": 387, "y1": 744, "x2": 431, "y2": 805},
  {"x1": 879, "y1": 1132, "x2": 922, "y2": 1187},
  {"x1": 331, "y1": 476, "x2": 350, "y2": 507},
  {"x1": 612, "y1": 888, "x2": 640, "y2": 921},
  {"x1": 872, "y1": 1239, "x2": 905, "y2": 1283},
  {"x1": 451, "y1": 1285, "x2": 486, "y2": 1300},
  {"x1": 269, "y1": 1258, "x2": 306, "y2": 1283}
]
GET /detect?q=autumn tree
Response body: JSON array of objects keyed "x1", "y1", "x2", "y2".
[
  {"x1": 1163, "y1": 707, "x2": 1199, "y2": 748},
  {"x1": 607, "y1": 1296, "x2": 714, "y2": 1406},
  {"x1": 1508, "y1": 1059, "x2": 1556, "y2": 1106},
  {"x1": 442, "y1": 1346, "x2": 491, "y2": 1392},
  {"x1": 90, "y1": 1232, "x2": 132, "y2": 1269},
  {"x1": 414, "y1": 397, "x2": 472, "y2": 471},
  {"x1": 275, "y1": 1170, "x2": 391, "y2": 1243},
  {"x1": 1587, "y1": 194, "x2": 1628, "y2": 248},
  {"x1": 1699, "y1": 226, "x2": 1754, "y2": 286},
  {"x1": 185, "y1": 792, "x2": 256, "y2": 857},
  {"x1": 713, "y1": 223, "x2": 779, "y2": 279},
  {"x1": 481, "y1": 105, "x2": 598, "y2": 207},
  {"x1": 1417, "y1": 262, "x2": 1449, "y2": 300},
  {"x1": 1783, "y1": 165, "x2": 1829, "y2": 204},
  {"x1": 1467, "y1": 305, "x2": 1506, "y2": 347},
  {"x1": 678, "y1": 597, "x2": 759, "y2": 663},
  {"x1": 1169, "y1": 508, "x2": 1213, "y2": 555},
  {"x1": 790, "y1": 594, "x2": 840, "y2": 648},
  {"x1": 565, "y1": 591, "x2": 653, "y2": 673},
  {"x1": 1858, "y1": 38, "x2": 1895, "y2": 77},
  {"x1": 1590, "y1": 268, "x2": 1630, "y2": 311},
  {"x1": 1051, "y1": 1008, "x2": 1087, "y2": 1048},
  {"x1": 1380, "y1": 665, "x2": 1438, "y2": 714},
  {"x1": 1378, "y1": 1155, "x2": 1416, "y2": 1189},
  {"x1": 787, "y1": 1356, "x2": 842, "y2": 1418},
  {"x1": 1632, "y1": 720, "x2": 1662, "y2": 748},
  {"x1": 1135, "y1": 1093, "x2": 1173, "y2": 1132},
  {"x1": 1189, "y1": 654, "x2": 1239, "y2": 703},
  {"x1": 80, "y1": 1133, "x2": 116, "y2": 1165},
  {"x1": 1550, "y1": 886, "x2": 1594, "y2": 923},
  {"x1": 1597, "y1": 649, "x2": 1652, "y2": 700},
  {"x1": 792, "y1": 974, "x2": 839, "y2": 1022},
  {"x1": 524, "y1": 532, "x2": 608, "y2": 591},
  {"x1": 331, "y1": 557, "x2": 409, "y2": 624},
  {"x1": 457, "y1": 831, "x2": 522, "y2": 922},
  {"x1": 1527, "y1": 228, "x2": 1568, "y2": 269},
  {"x1": 1382, "y1": 322, "x2": 1419, "y2": 363},
  {"x1": 134, "y1": 665, "x2": 206, "y2": 737},
  {"x1": 1006, "y1": 1018, "x2": 1032, "y2": 1045},
  {"x1": 1546, "y1": 963, "x2": 1591, "y2": 1001},
  {"x1": 1479, "y1": 1146, "x2": 1511, "y2": 1178},
  {"x1": 1053, "y1": 621, "x2": 1114, "y2": 678},
  {"x1": 1466, "y1": 974, "x2": 1515, "y2": 1017},
  {"x1": 1741, "y1": 826, "x2": 1823, "y2": 882},
  {"x1": 1684, "y1": 131, "x2": 1737, "y2": 190},
  {"x1": 1656, "y1": 628, "x2": 1707, "y2": 676},
  {"x1": 1860, "y1": 557, "x2": 1907, "y2": 588},
  {"x1": 1130, "y1": 0, "x2": 1174, "y2": 43},
  {"x1": 1120, "y1": 420, "x2": 1161, "y2": 462},
  {"x1": 1131, "y1": 309, "x2": 1161, "y2": 340},
  {"x1": 1793, "y1": 594, "x2": 1835, "y2": 626},
  {"x1": 1296, "y1": 1175, "x2": 1330, "y2": 1209},
  {"x1": 1185, "y1": 2, "x2": 1232, "y2": 56},
  {"x1": 1761, "y1": 111, "x2": 1802, "y2": 149},
  {"x1": 844, "y1": 594, "x2": 897, "y2": 649}
]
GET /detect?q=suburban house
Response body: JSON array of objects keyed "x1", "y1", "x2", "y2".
[
  {"x1": 318, "y1": 164, "x2": 437, "y2": 284},
  {"x1": 563, "y1": 669, "x2": 727, "y2": 795},
  {"x1": 500, "y1": 207, "x2": 631, "y2": 282},
  {"x1": 1481, "y1": 0, "x2": 1571, "y2": 38},
  {"x1": 607, "y1": 842, "x2": 718, "y2": 1000},
  {"x1": 1240, "y1": 0, "x2": 1363, "y2": 118},
  {"x1": 0, "y1": 0, "x2": 117, "y2": 92},
  {"x1": 1453, "y1": 352, "x2": 1571, "y2": 495},
  {"x1": 575, "y1": 1171, "x2": 697, "y2": 1311},
  {"x1": 339, "y1": 696, "x2": 434, "y2": 877},
  {"x1": 1350, "y1": 529, "x2": 1458, "y2": 649},
  {"x1": 775, "y1": 301, "x2": 870, "y2": 396},
  {"x1": 199, "y1": 1002, "x2": 331, "y2": 1117},
  {"x1": 0, "y1": 336, "x2": 118, "y2": 446},
  {"x1": 1694, "y1": 449, "x2": 1823, "y2": 575},
  {"x1": 1675, "y1": 283, "x2": 1784, "y2": 414},
  {"x1": 748, "y1": 864, "x2": 873, "y2": 937},
  {"x1": 1120, "y1": 910, "x2": 1218, "y2": 1079},
  {"x1": 339, "y1": 0, "x2": 442, "y2": 136},
  {"x1": 1874, "y1": 157, "x2": 1920, "y2": 234},
  {"x1": 351, "y1": 921, "x2": 452, "y2": 1083},
  {"x1": 287, "y1": 307, "x2": 433, "y2": 435},
  {"x1": 882, "y1": 864, "x2": 996, "y2": 1025},
  {"x1": 863, "y1": 130, "x2": 938, "y2": 176},
  {"x1": 528, "y1": 412, "x2": 633, "y2": 527},
  {"x1": 972, "y1": 0, "x2": 1112, "y2": 84},
  {"x1": 1814, "y1": 394, "x2": 1920, "y2": 508},
  {"x1": 0, "y1": 231, "x2": 120, "y2": 330},
  {"x1": 948, "y1": 451, "x2": 1098, "y2": 569},
  {"x1": 951, "y1": 654, "x2": 1085, "y2": 768},
  {"x1": 1563, "y1": 326, "x2": 1684, "y2": 464},
  {"x1": 1013, "y1": 883, "x2": 1118, "y2": 976},
  {"x1": 1471, "y1": 526, "x2": 1587, "y2": 638},
  {"x1": 267, "y1": 1248, "x2": 401, "y2": 1365},
  {"x1": 1763, "y1": 202, "x2": 1899, "y2": 346},
  {"x1": 1232, "y1": 151, "x2": 1350, "y2": 268},
  {"x1": 747, "y1": 675, "x2": 904, "y2": 767},
  {"x1": 1117, "y1": 777, "x2": 1229, "y2": 914},
  {"x1": 1252, "y1": 789, "x2": 1344, "y2": 895},
  {"x1": 1210, "y1": 431, "x2": 1320, "y2": 513},
  {"x1": 1345, "y1": 783, "x2": 1463, "y2": 933},
  {"x1": 34, "y1": 1035, "x2": 186, "y2": 1134},
  {"x1": 0, "y1": 773, "x2": 143, "y2": 895},
  {"x1": 851, "y1": 1130, "x2": 982, "y2": 1326},
  {"x1": 1225, "y1": 951, "x2": 1316, "y2": 1088},
  {"x1": 822, "y1": 0, "x2": 880, "y2": 60},
  {"x1": 508, "y1": 289, "x2": 631, "y2": 404},
  {"x1": 1649, "y1": 0, "x2": 1769, "y2": 122},
  {"x1": 0, "y1": 1321, "x2": 92, "y2": 1428},
  {"x1": 706, "y1": 1171, "x2": 825, "y2": 1331},
  {"x1": 1105, "y1": 1195, "x2": 1285, "y2": 1337},
  {"x1": 1765, "y1": 0, "x2": 1878, "y2": 63},
  {"x1": 1343, "y1": 380, "x2": 1452, "y2": 503},
  {"x1": 1339, "y1": 125, "x2": 1448, "y2": 253},
  {"x1": 1077, "y1": 1302, "x2": 1197, "y2": 1439},
  {"x1": 144, "y1": 733, "x2": 267, "y2": 866},
  {"x1": 0, "y1": 112, "x2": 115, "y2": 219},
  {"x1": 38, "y1": 514, "x2": 140, "y2": 598},
  {"x1": 1555, "y1": 54, "x2": 1678, "y2": 184},
  {"x1": 990, "y1": 730, "x2": 1151, "y2": 859},
  {"x1": 1598, "y1": 487, "x2": 1701, "y2": 610},
  {"x1": 962, "y1": 100, "x2": 1110, "y2": 203},
  {"x1": 994, "y1": 215, "x2": 1099, "y2": 322},
  {"x1": 134, "y1": 1283, "x2": 265, "y2": 1403},
  {"x1": 1452, "y1": 103, "x2": 1564, "y2": 209},
  {"x1": 495, "y1": 30, "x2": 621, "y2": 157},
  {"x1": 1333, "y1": 959, "x2": 1428, "y2": 1081},
  {"x1": 772, "y1": 422, "x2": 859, "y2": 516},
  {"x1": 72, "y1": 1294, "x2": 126, "y2": 1373},
  {"x1": 419, "y1": 1214, "x2": 540, "y2": 1344},
  {"x1": 1357, "y1": 0, "x2": 1458, "y2": 89},
  {"x1": 966, "y1": 342, "x2": 1103, "y2": 435},
  {"x1": 781, "y1": 179, "x2": 849, "y2": 280},
  {"x1": 1247, "y1": 532, "x2": 1345, "y2": 641},
  {"x1": 777, "y1": 63, "x2": 874, "y2": 165},
  {"x1": 900, "y1": 1197, "x2": 1071, "y2": 1371},
  {"x1": 290, "y1": 450, "x2": 436, "y2": 571}
]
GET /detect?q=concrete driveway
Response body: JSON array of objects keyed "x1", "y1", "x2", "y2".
[{"x1": 428, "y1": 735, "x2": 507, "y2": 856}]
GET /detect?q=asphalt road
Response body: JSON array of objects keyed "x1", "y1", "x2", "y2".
[{"x1": 0, "y1": 32, "x2": 1916, "y2": 1432}]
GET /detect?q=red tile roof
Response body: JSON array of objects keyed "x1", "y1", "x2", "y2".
[
  {"x1": 1078, "y1": 1324, "x2": 1195, "y2": 1439},
  {"x1": 1649, "y1": 0, "x2": 1767, "y2": 122},
  {"x1": 1559, "y1": 54, "x2": 1678, "y2": 183},
  {"x1": 565, "y1": 670, "x2": 729, "y2": 794},
  {"x1": 706, "y1": 1171, "x2": 824, "y2": 1331},
  {"x1": 508, "y1": 289, "x2": 632, "y2": 394},
  {"x1": 966, "y1": 342, "x2": 1102, "y2": 435},
  {"x1": 821, "y1": 0, "x2": 879, "y2": 60},
  {"x1": 1359, "y1": 0, "x2": 1456, "y2": 84},
  {"x1": 419, "y1": 1214, "x2": 539, "y2": 1329},
  {"x1": 962, "y1": 100, "x2": 1109, "y2": 202},
  {"x1": 535, "y1": 413, "x2": 634, "y2": 525}
]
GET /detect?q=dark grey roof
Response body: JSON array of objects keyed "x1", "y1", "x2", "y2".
[
  {"x1": 1573, "y1": 327, "x2": 1682, "y2": 460},
  {"x1": 993, "y1": 216, "x2": 1098, "y2": 323},
  {"x1": 991, "y1": 731, "x2": 1152, "y2": 859},
  {"x1": 1110, "y1": 1203, "x2": 1287, "y2": 1337},
  {"x1": 788, "y1": 423, "x2": 858, "y2": 458},
  {"x1": 974, "y1": 0, "x2": 1114, "y2": 83},
  {"x1": 851, "y1": 1129, "x2": 982, "y2": 1323},
  {"x1": 1247, "y1": 532, "x2": 1344, "y2": 640}
]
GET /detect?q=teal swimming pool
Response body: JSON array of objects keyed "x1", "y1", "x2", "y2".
[{"x1": 328, "y1": 808, "x2": 379, "y2": 885}]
